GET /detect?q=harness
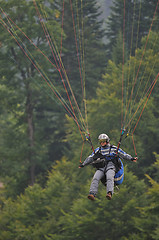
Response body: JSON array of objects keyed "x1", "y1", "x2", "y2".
[{"x1": 91, "y1": 145, "x2": 122, "y2": 172}]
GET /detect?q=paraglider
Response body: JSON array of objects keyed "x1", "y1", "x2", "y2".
[
  {"x1": 0, "y1": 0, "x2": 158, "y2": 200},
  {"x1": 79, "y1": 133, "x2": 137, "y2": 200}
]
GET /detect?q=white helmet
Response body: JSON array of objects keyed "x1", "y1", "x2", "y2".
[{"x1": 98, "y1": 133, "x2": 110, "y2": 143}]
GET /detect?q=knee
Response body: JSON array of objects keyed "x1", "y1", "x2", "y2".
[
  {"x1": 92, "y1": 177, "x2": 100, "y2": 184},
  {"x1": 107, "y1": 171, "x2": 115, "y2": 181},
  {"x1": 107, "y1": 175, "x2": 113, "y2": 182}
]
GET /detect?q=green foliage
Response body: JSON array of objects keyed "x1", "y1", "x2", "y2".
[
  {"x1": 112, "y1": 31, "x2": 127, "y2": 65},
  {"x1": 0, "y1": 161, "x2": 148, "y2": 240},
  {"x1": 106, "y1": 0, "x2": 159, "y2": 61},
  {"x1": 0, "y1": 184, "x2": 45, "y2": 240},
  {"x1": 0, "y1": 157, "x2": 90, "y2": 239},
  {"x1": 0, "y1": 0, "x2": 108, "y2": 194},
  {"x1": 0, "y1": 143, "x2": 159, "y2": 240},
  {"x1": 0, "y1": 0, "x2": 159, "y2": 239},
  {"x1": 54, "y1": 167, "x2": 146, "y2": 240},
  {"x1": 132, "y1": 158, "x2": 159, "y2": 240},
  {"x1": 53, "y1": 0, "x2": 107, "y2": 99},
  {"x1": 0, "y1": 0, "x2": 68, "y2": 192}
]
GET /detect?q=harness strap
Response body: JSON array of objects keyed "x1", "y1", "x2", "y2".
[{"x1": 91, "y1": 145, "x2": 121, "y2": 171}]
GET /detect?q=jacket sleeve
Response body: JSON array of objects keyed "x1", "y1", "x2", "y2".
[
  {"x1": 82, "y1": 155, "x2": 94, "y2": 166},
  {"x1": 82, "y1": 147, "x2": 100, "y2": 166},
  {"x1": 117, "y1": 148, "x2": 132, "y2": 161}
]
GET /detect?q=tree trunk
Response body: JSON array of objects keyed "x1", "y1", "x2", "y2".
[
  {"x1": 26, "y1": 76, "x2": 35, "y2": 186},
  {"x1": 11, "y1": 45, "x2": 35, "y2": 185}
]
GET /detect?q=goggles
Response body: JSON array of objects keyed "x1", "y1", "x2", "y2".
[{"x1": 99, "y1": 139, "x2": 107, "y2": 143}]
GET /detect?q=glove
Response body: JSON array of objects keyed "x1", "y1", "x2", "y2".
[
  {"x1": 93, "y1": 150, "x2": 103, "y2": 160},
  {"x1": 131, "y1": 157, "x2": 138, "y2": 162},
  {"x1": 79, "y1": 163, "x2": 84, "y2": 168}
]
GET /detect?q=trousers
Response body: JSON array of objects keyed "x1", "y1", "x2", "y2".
[{"x1": 89, "y1": 168, "x2": 115, "y2": 195}]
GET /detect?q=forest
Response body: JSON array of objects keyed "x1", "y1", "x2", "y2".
[{"x1": 0, "y1": 0, "x2": 159, "y2": 239}]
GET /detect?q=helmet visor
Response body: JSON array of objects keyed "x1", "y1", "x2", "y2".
[{"x1": 99, "y1": 139, "x2": 107, "y2": 143}]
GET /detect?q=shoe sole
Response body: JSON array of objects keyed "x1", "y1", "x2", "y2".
[
  {"x1": 106, "y1": 195, "x2": 112, "y2": 200},
  {"x1": 88, "y1": 195, "x2": 95, "y2": 201}
]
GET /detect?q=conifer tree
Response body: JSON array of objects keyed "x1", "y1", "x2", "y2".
[
  {"x1": 53, "y1": 0, "x2": 107, "y2": 100},
  {"x1": 106, "y1": 0, "x2": 159, "y2": 61},
  {"x1": 0, "y1": 0, "x2": 108, "y2": 195},
  {"x1": 0, "y1": 0, "x2": 63, "y2": 192}
]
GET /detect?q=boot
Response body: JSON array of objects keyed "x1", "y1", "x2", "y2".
[
  {"x1": 88, "y1": 194, "x2": 95, "y2": 201},
  {"x1": 106, "y1": 191, "x2": 112, "y2": 200}
]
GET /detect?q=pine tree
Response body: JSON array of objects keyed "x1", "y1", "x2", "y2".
[
  {"x1": 53, "y1": 0, "x2": 107, "y2": 101},
  {"x1": 0, "y1": 0, "x2": 108, "y2": 195},
  {"x1": 0, "y1": 0, "x2": 63, "y2": 191},
  {"x1": 106, "y1": 0, "x2": 159, "y2": 62},
  {"x1": 132, "y1": 158, "x2": 159, "y2": 240}
]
